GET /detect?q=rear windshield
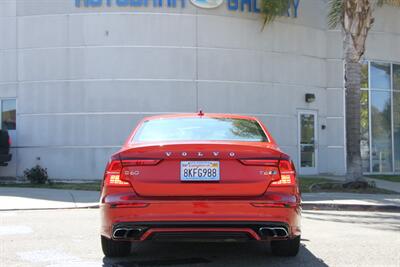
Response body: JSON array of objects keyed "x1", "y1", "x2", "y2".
[{"x1": 132, "y1": 118, "x2": 268, "y2": 143}]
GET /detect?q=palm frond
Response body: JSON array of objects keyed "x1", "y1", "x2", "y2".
[
  {"x1": 377, "y1": 0, "x2": 400, "y2": 7},
  {"x1": 328, "y1": 0, "x2": 344, "y2": 29},
  {"x1": 260, "y1": 0, "x2": 291, "y2": 29}
]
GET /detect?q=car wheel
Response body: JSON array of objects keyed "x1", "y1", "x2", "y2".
[
  {"x1": 271, "y1": 236, "x2": 300, "y2": 257},
  {"x1": 101, "y1": 236, "x2": 131, "y2": 257}
]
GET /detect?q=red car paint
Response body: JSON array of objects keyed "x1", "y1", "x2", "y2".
[{"x1": 100, "y1": 113, "x2": 301, "y2": 256}]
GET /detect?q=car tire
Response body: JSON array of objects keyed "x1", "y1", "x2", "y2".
[
  {"x1": 101, "y1": 236, "x2": 131, "y2": 257},
  {"x1": 271, "y1": 236, "x2": 300, "y2": 257}
]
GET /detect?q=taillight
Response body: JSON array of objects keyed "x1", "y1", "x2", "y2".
[
  {"x1": 104, "y1": 155, "x2": 129, "y2": 187},
  {"x1": 8, "y1": 137, "x2": 11, "y2": 146},
  {"x1": 271, "y1": 160, "x2": 296, "y2": 186},
  {"x1": 239, "y1": 159, "x2": 279, "y2": 166},
  {"x1": 122, "y1": 159, "x2": 161, "y2": 166},
  {"x1": 104, "y1": 157, "x2": 161, "y2": 187}
]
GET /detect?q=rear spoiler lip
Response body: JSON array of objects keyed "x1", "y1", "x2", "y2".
[
  {"x1": 117, "y1": 156, "x2": 290, "y2": 163},
  {"x1": 126, "y1": 140, "x2": 274, "y2": 148},
  {"x1": 280, "y1": 153, "x2": 291, "y2": 160},
  {"x1": 117, "y1": 143, "x2": 289, "y2": 161}
]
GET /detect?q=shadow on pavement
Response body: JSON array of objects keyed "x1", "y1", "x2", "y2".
[{"x1": 102, "y1": 242, "x2": 328, "y2": 267}]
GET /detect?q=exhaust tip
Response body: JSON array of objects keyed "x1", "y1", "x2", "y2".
[
  {"x1": 113, "y1": 228, "x2": 128, "y2": 239},
  {"x1": 113, "y1": 227, "x2": 147, "y2": 240},
  {"x1": 259, "y1": 227, "x2": 276, "y2": 237},
  {"x1": 259, "y1": 227, "x2": 289, "y2": 238},
  {"x1": 274, "y1": 227, "x2": 289, "y2": 237}
]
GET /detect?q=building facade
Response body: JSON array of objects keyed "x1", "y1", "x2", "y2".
[{"x1": 0, "y1": 0, "x2": 399, "y2": 180}]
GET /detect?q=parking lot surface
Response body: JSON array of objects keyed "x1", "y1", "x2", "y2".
[{"x1": 1, "y1": 209, "x2": 399, "y2": 267}]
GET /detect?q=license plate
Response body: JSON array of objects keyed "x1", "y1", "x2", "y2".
[{"x1": 180, "y1": 161, "x2": 220, "y2": 182}]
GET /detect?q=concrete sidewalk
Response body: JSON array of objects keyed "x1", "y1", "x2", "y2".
[
  {"x1": 365, "y1": 177, "x2": 400, "y2": 193},
  {"x1": 0, "y1": 187, "x2": 99, "y2": 210},
  {"x1": 302, "y1": 192, "x2": 400, "y2": 212},
  {"x1": 1, "y1": 187, "x2": 400, "y2": 212}
]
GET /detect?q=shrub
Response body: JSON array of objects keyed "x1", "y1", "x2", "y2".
[{"x1": 24, "y1": 165, "x2": 48, "y2": 184}]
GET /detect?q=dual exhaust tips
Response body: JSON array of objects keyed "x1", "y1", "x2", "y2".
[
  {"x1": 113, "y1": 226, "x2": 289, "y2": 240},
  {"x1": 259, "y1": 227, "x2": 289, "y2": 238},
  {"x1": 113, "y1": 227, "x2": 146, "y2": 240}
]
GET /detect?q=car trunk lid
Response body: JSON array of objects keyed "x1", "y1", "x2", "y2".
[{"x1": 119, "y1": 142, "x2": 283, "y2": 197}]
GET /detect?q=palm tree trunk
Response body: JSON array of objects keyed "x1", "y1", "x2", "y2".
[
  {"x1": 341, "y1": 0, "x2": 374, "y2": 181},
  {"x1": 344, "y1": 58, "x2": 363, "y2": 180}
]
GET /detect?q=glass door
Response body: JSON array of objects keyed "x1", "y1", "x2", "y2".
[{"x1": 298, "y1": 110, "x2": 318, "y2": 175}]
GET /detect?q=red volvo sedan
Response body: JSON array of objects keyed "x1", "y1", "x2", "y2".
[{"x1": 100, "y1": 113, "x2": 301, "y2": 257}]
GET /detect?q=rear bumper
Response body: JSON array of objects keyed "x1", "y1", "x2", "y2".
[
  {"x1": 110, "y1": 221, "x2": 293, "y2": 242},
  {"x1": 100, "y1": 192, "x2": 301, "y2": 241}
]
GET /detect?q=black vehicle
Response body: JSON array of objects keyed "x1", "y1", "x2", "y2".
[{"x1": 0, "y1": 129, "x2": 12, "y2": 166}]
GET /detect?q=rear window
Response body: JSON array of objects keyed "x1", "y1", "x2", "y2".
[{"x1": 132, "y1": 117, "x2": 268, "y2": 143}]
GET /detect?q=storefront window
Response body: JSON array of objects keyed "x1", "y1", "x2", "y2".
[
  {"x1": 394, "y1": 92, "x2": 400, "y2": 172},
  {"x1": 362, "y1": 61, "x2": 400, "y2": 173},
  {"x1": 394, "y1": 64, "x2": 400, "y2": 90},
  {"x1": 371, "y1": 62, "x2": 391, "y2": 89},
  {"x1": 394, "y1": 64, "x2": 400, "y2": 172},
  {"x1": 360, "y1": 90, "x2": 370, "y2": 172},
  {"x1": 370, "y1": 91, "x2": 392, "y2": 172},
  {"x1": 2, "y1": 99, "x2": 16, "y2": 130},
  {"x1": 361, "y1": 63, "x2": 369, "y2": 88}
]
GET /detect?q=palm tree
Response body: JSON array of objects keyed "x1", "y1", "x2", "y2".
[{"x1": 261, "y1": 0, "x2": 400, "y2": 181}]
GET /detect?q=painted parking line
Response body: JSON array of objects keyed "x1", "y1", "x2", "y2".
[
  {"x1": 0, "y1": 225, "x2": 32, "y2": 236},
  {"x1": 17, "y1": 249, "x2": 80, "y2": 264},
  {"x1": 17, "y1": 249, "x2": 104, "y2": 267},
  {"x1": 46, "y1": 262, "x2": 102, "y2": 267}
]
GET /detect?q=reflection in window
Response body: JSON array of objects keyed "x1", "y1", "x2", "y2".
[
  {"x1": 2, "y1": 99, "x2": 16, "y2": 130},
  {"x1": 133, "y1": 118, "x2": 268, "y2": 142},
  {"x1": 394, "y1": 64, "x2": 400, "y2": 91},
  {"x1": 394, "y1": 92, "x2": 400, "y2": 172},
  {"x1": 301, "y1": 146, "x2": 315, "y2": 168},
  {"x1": 361, "y1": 63, "x2": 369, "y2": 88},
  {"x1": 371, "y1": 62, "x2": 391, "y2": 89},
  {"x1": 371, "y1": 91, "x2": 392, "y2": 172},
  {"x1": 360, "y1": 91, "x2": 370, "y2": 172},
  {"x1": 300, "y1": 114, "x2": 315, "y2": 145},
  {"x1": 300, "y1": 114, "x2": 315, "y2": 168}
]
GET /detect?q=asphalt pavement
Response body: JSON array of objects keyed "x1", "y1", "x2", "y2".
[
  {"x1": 1, "y1": 209, "x2": 399, "y2": 267},
  {"x1": 1, "y1": 187, "x2": 400, "y2": 266}
]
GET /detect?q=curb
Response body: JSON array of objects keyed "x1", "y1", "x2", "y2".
[
  {"x1": 0, "y1": 205, "x2": 100, "y2": 212},
  {"x1": 302, "y1": 203, "x2": 400, "y2": 212}
]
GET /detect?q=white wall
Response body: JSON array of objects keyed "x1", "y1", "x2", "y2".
[{"x1": 0, "y1": 0, "x2": 370, "y2": 179}]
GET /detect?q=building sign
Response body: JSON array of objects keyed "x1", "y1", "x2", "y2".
[
  {"x1": 75, "y1": 0, "x2": 300, "y2": 17},
  {"x1": 190, "y1": 0, "x2": 224, "y2": 9}
]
